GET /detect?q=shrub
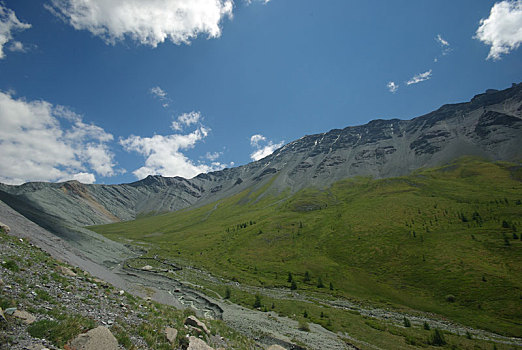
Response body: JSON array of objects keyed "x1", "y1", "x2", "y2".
[
  {"x1": 224, "y1": 287, "x2": 231, "y2": 299},
  {"x1": 111, "y1": 324, "x2": 132, "y2": 348},
  {"x1": 28, "y1": 315, "x2": 95, "y2": 347},
  {"x1": 423, "y1": 321, "x2": 430, "y2": 330},
  {"x1": 3, "y1": 260, "x2": 19, "y2": 272},
  {"x1": 428, "y1": 329, "x2": 446, "y2": 346},
  {"x1": 298, "y1": 319, "x2": 310, "y2": 332},
  {"x1": 403, "y1": 317, "x2": 411, "y2": 327},
  {"x1": 445, "y1": 294, "x2": 456, "y2": 303}
]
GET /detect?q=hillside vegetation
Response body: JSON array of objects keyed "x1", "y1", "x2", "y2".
[{"x1": 92, "y1": 158, "x2": 522, "y2": 341}]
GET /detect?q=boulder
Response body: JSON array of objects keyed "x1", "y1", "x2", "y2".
[
  {"x1": 13, "y1": 310, "x2": 36, "y2": 324},
  {"x1": 187, "y1": 336, "x2": 214, "y2": 350},
  {"x1": 4, "y1": 307, "x2": 16, "y2": 315},
  {"x1": 25, "y1": 345, "x2": 50, "y2": 350},
  {"x1": 141, "y1": 265, "x2": 153, "y2": 271},
  {"x1": 69, "y1": 326, "x2": 118, "y2": 350},
  {"x1": 164, "y1": 327, "x2": 178, "y2": 344},
  {"x1": 267, "y1": 345, "x2": 286, "y2": 350},
  {"x1": 57, "y1": 265, "x2": 77, "y2": 277},
  {"x1": 0, "y1": 221, "x2": 10, "y2": 233},
  {"x1": 185, "y1": 315, "x2": 210, "y2": 335}
]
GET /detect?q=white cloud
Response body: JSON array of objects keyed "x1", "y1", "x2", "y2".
[
  {"x1": 387, "y1": 81, "x2": 399, "y2": 93},
  {"x1": 245, "y1": 0, "x2": 271, "y2": 4},
  {"x1": 406, "y1": 70, "x2": 432, "y2": 85},
  {"x1": 249, "y1": 134, "x2": 283, "y2": 161},
  {"x1": 8, "y1": 40, "x2": 26, "y2": 52},
  {"x1": 0, "y1": 4, "x2": 31, "y2": 59},
  {"x1": 0, "y1": 92, "x2": 118, "y2": 185},
  {"x1": 150, "y1": 86, "x2": 167, "y2": 99},
  {"x1": 47, "y1": 0, "x2": 234, "y2": 47},
  {"x1": 120, "y1": 118, "x2": 225, "y2": 179},
  {"x1": 150, "y1": 86, "x2": 170, "y2": 107},
  {"x1": 436, "y1": 34, "x2": 449, "y2": 47},
  {"x1": 250, "y1": 134, "x2": 266, "y2": 147},
  {"x1": 70, "y1": 172, "x2": 96, "y2": 184},
  {"x1": 205, "y1": 151, "x2": 222, "y2": 161},
  {"x1": 171, "y1": 111, "x2": 201, "y2": 131},
  {"x1": 475, "y1": 0, "x2": 522, "y2": 60}
]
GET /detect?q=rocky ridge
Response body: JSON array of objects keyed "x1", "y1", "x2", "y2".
[
  {"x1": 0, "y1": 83, "x2": 520, "y2": 279},
  {"x1": 0, "y1": 84, "x2": 521, "y2": 241}
]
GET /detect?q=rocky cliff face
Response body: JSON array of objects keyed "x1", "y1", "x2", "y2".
[{"x1": 1, "y1": 83, "x2": 521, "y2": 234}]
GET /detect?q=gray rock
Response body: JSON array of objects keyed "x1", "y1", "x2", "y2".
[
  {"x1": 12, "y1": 310, "x2": 36, "y2": 324},
  {"x1": 164, "y1": 326, "x2": 178, "y2": 344},
  {"x1": 57, "y1": 265, "x2": 77, "y2": 277},
  {"x1": 25, "y1": 345, "x2": 50, "y2": 350},
  {"x1": 141, "y1": 265, "x2": 153, "y2": 271},
  {"x1": 69, "y1": 326, "x2": 118, "y2": 350},
  {"x1": 267, "y1": 345, "x2": 286, "y2": 350},
  {"x1": 4, "y1": 307, "x2": 16, "y2": 315},
  {"x1": 187, "y1": 336, "x2": 214, "y2": 350},
  {"x1": 0, "y1": 221, "x2": 10, "y2": 233},
  {"x1": 185, "y1": 315, "x2": 210, "y2": 335}
]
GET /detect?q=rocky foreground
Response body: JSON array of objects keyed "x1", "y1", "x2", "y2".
[{"x1": 0, "y1": 224, "x2": 284, "y2": 350}]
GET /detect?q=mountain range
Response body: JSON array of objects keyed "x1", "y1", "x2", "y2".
[{"x1": 0, "y1": 83, "x2": 521, "y2": 250}]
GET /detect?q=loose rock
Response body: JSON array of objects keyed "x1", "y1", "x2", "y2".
[
  {"x1": 69, "y1": 326, "x2": 119, "y2": 350},
  {"x1": 57, "y1": 265, "x2": 77, "y2": 277},
  {"x1": 187, "y1": 336, "x2": 214, "y2": 350},
  {"x1": 267, "y1": 345, "x2": 286, "y2": 350},
  {"x1": 4, "y1": 307, "x2": 17, "y2": 315},
  {"x1": 0, "y1": 307, "x2": 6, "y2": 322},
  {"x1": 13, "y1": 310, "x2": 36, "y2": 325},
  {"x1": 0, "y1": 221, "x2": 10, "y2": 233},
  {"x1": 185, "y1": 315, "x2": 210, "y2": 335},
  {"x1": 164, "y1": 326, "x2": 178, "y2": 344}
]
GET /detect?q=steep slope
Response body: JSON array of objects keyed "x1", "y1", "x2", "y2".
[
  {"x1": 0, "y1": 83, "x2": 521, "y2": 234},
  {"x1": 92, "y1": 158, "x2": 522, "y2": 338}
]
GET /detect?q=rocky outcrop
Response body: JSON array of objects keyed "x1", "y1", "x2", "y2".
[
  {"x1": 185, "y1": 315, "x2": 210, "y2": 335},
  {"x1": 69, "y1": 326, "x2": 118, "y2": 350}
]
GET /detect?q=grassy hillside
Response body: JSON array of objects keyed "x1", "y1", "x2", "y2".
[{"x1": 92, "y1": 158, "x2": 522, "y2": 341}]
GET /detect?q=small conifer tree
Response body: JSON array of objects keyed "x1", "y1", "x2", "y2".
[
  {"x1": 304, "y1": 271, "x2": 311, "y2": 282},
  {"x1": 253, "y1": 294, "x2": 262, "y2": 308}
]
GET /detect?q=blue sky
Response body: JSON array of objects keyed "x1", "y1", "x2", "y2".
[{"x1": 0, "y1": 0, "x2": 521, "y2": 185}]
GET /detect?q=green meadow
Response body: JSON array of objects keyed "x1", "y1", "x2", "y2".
[{"x1": 91, "y1": 157, "x2": 522, "y2": 346}]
